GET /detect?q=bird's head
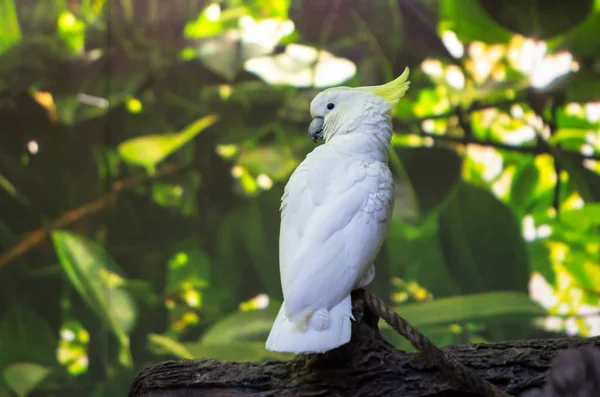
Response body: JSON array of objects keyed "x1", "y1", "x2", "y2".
[{"x1": 308, "y1": 67, "x2": 410, "y2": 143}]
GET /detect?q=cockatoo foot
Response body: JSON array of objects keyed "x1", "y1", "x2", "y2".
[{"x1": 308, "y1": 308, "x2": 330, "y2": 331}]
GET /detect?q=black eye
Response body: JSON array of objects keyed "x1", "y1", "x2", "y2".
[{"x1": 327, "y1": 103, "x2": 335, "y2": 110}]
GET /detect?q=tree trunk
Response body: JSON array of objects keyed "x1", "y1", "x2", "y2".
[{"x1": 129, "y1": 296, "x2": 600, "y2": 397}]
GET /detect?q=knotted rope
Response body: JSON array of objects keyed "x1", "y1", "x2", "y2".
[{"x1": 361, "y1": 289, "x2": 512, "y2": 397}]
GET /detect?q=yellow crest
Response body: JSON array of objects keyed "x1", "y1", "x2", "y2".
[{"x1": 356, "y1": 67, "x2": 410, "y2": 107}]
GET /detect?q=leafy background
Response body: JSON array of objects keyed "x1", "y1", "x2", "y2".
[{"x1": 1, "y1": 0, "x2": 600, "y2": 395}]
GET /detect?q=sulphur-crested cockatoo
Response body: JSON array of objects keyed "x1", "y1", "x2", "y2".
[{"x1": 265, "y1": 68, "x2": 410, "y2": 354}]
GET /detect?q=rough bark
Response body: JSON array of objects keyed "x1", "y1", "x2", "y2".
[{"x1": 129, "y1": 297, "x2": 600, "y2": 397}]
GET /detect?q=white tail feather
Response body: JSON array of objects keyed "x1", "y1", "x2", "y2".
[{"x1": 265, "y1": 295, "x2": 353, "y2": 354}]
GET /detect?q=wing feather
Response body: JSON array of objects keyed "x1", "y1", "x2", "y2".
[{"x1": 279, "y1": 147, "x2": 393, "y2": 321}]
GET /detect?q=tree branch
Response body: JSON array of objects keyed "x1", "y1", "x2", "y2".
[
  {"x1": 396, "y1": 95, "x2": 600, "y2": 162},
  {"x1": 0, "y1": 164, "x2": 182, "y2": 270},
  {"x1": 129, "y1": 295, "x2": 600, "y2": 397},
  {"x1": 397, "y1": 124, "x2": 600, "y2": 161}
]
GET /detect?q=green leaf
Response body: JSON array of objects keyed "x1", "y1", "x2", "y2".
[
  {"x1": 209, "y1": 208, "x2": 246, "y2": 309},
  {"x1": 183, "y1": 3, "x2": 229, "y2": 39},
  {"x1": 553, "y1": 151, "x2": 600, "y2": 202},
  {"x1": 239, "y1": 190, "x2": 284, "y2": 298},
  {"x1": 385, "y1": 216, "x2": 462, "y2": 298},
  {"x1": 440, "y1": 0, "x2": 512, "y2": 44},
  {"x1": 3, "y1": 363, "x2": 51, "y2": 397},
  {"x1": 57, "y1": 10, "x2": 86, "y2": 55},
  {"x1": 118, "y1": 114, "x2": 219, "y2": 174},
  {"x1": 551, "y1": 128, "x2": 591, "y2": 144},
  {"x1": 412, "y1": 88, "x2": 450, "y2": 118},
  {"x1": 381, "y1": 324, "x2": 460, "y2": 351},
  {"x1": 185, "y1": 340, "x2": 291, "y2": 362},
  {"x1": 388, "y1": 291, "x2": 545, "y2": 329},
  {"x1": 185, "y1": 305, "x2": 292, "y2": 362},
  {"x1": 0, "y1": 0, "x2": 22, "y2": 56},
  {"x1": 528, "y1": 241, "x2": 556, "y2": 285},
  {"x1": 201, "y1": 306, "x2": 279, "y2": 345},
  {"x1": 549, "y1": 1, "x2": 600, "y2": 57},
  {"x1": 54, "y1": 72, "x2": 147, "y2": 126},
  {"x1": 397, "y1": 147, "x2": 462, "y2": 217},
  {"x1": 228, "y1": 0, "x2": 291, "y2": 19},
  {"x1": 509, "y1": 160, "x2": 541, "y2": 215},
  {"x1": 166, "y1": 245, "x2": 210, "y2": 294},
  {"x1": 237, "y1": 146, "x2": 298, "y2": 182},
  {"x1": 563, "y1": 251, "x2": 600, "y2": 292},
  {"x1": 151, "y1": 172, "x2": 201, "y2": 216},
  {"x1": 437, "y1": 182, "x2": 530, "y2": 294},
  {"x1": 0, "y1": 306, "x2": 57, "y2": 369},
  {"x1": 147, "y1": 334, "x2": 194, "y2": 359},
  {"x1": 561, "y1": 203, "x2": 600, "y2": 230},
  {"x1": 557, "y1": 106, "x2": 600, "y2": 130},
  {"x1": 88, "y1": 368, "x2": 137, "y2": 397},
  {"x1": 478, "y1": 0, "x2": 594, "y2": 40},
  {"x1": 51, "y1": 230, "x2": 137, "y2": 367},
  {"x1": 564, "y1": 70, "x2": 600, "y2": 103},
  {"x1": 0, "y1": 172, "x2": 28, "y2": 205}
]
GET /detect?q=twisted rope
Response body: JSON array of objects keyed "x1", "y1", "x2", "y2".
[{"x1": 363, "y1": 290, "x2": 512, "y2": 397}]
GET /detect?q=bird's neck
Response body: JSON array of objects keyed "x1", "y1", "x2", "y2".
[{"x1": 326, "y1": 118, "x2": 392, "y2": 162}]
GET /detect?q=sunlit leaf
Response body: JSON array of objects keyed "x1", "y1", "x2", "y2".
[
  {"x1": 228, "y1": 0, "x2": 291, "y2": 19},
  {"x1": 562, "y1": 253, "x2": 600, "y2": 292},
  {"x1": 0, "y1": 0, "x2": 21, "y2": 56},
  {"x1": 3, "y1": 363, "x2": 51, "y2": 397},
  {"x1": 412, "y1": 88, "x2": 450, "y2": 118},
  {"x1": 557, "y1": 106, "x2": 600, "y2": 130},
  {"x1": 551, "y1": 128, "x2": 590, "y2": 144},
  {"x1": 51, "y1": 230, "x2": 137, "y2": 367},
  {"x1": 126, "y1": 97, "x2": 142, "y2": 113},
  {"x1": 118, "y1": 115, "x2": 219, "y2": 174},
  {"x1": 561, "y1": 203, "x2": 600, "y2": 230},
  {"x1": 388, "y1": 291, "x2": 545, "y2": 329},
  {"x1": 57, "y1": 11, "x2": 86, "y2": 55}
]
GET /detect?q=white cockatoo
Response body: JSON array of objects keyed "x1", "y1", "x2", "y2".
[{"x1": 265, "y1": 68, "x2": 411, "y2": 354}]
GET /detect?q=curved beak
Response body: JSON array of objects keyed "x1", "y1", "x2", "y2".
[{"x1": 308, "y1": 117, "x2": 325, "y2": 143}]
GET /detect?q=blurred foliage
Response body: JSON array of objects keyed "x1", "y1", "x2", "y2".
[{"x1": 0, "y1": 0, "x2": 600, "y2": 395}]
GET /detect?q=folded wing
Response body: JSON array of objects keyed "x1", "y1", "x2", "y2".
[{"x1": 279, "y1": 151, "x2": 393, "y2": 322}]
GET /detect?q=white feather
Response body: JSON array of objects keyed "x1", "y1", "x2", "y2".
[
  {"x1": 266, "y1": 88, "x2": 396, "y2": 354},
  {"x1": 266, "y1": 142, "x2": 393, "y2": 354}
]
